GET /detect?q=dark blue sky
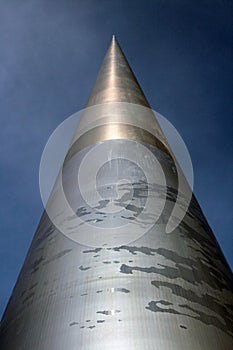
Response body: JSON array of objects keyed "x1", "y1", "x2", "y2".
[{"x1": 0, "y1": 0, "x2": 232, "y2": 317}]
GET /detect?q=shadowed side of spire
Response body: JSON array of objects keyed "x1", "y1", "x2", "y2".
[{"x1": 86, "y1": 36, "x2": 150, "y2": 107}]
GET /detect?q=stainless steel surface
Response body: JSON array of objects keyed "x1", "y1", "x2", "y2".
[
  {"x1": 0, "y1": 36, "x2": 232, "y2": 350},
  {"x1": 65, "y1": 123, "x2": 170, "y2": 163},
  {"x1": 86, "y1": 35, "x2": 150, "y2": 108}
]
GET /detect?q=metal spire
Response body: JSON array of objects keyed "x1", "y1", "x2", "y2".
[
  {"x1": 0, "y1": 37, "x2": 232, "y2": 350},
  {"x1": 86, "y1": 36, "x2": 150, "y2": 107}
]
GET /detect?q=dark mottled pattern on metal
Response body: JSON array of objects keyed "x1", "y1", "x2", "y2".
[
  {"x1": 79, "y1": 265, "x2": 91, "y2": 271},
  {"x1": 116, "y1": 224, "x2": 233, "y2": 336},
  {"x1": 146, "y1": 300, "x2": 232, "y2": 336}
]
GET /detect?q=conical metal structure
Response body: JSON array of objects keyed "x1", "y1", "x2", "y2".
[
  {"x1": 86, "y1": 35, "x2": 150, "y2": 107},
  {"x1": 0, "y1": 37, "x2": 232, "y2": 350}
]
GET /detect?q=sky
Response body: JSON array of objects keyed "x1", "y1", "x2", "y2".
[{"x1": 0, "y1": 0, "x2": 232, "y2": 318}]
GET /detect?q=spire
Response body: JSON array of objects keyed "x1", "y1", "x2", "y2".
[{"x1": 86, "y1": 36, "x2": 150, "y2": 107}]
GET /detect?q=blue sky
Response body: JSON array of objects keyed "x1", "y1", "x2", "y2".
[{"x1": 0, "y1": 0, "x2": 232, "y2": 317}]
